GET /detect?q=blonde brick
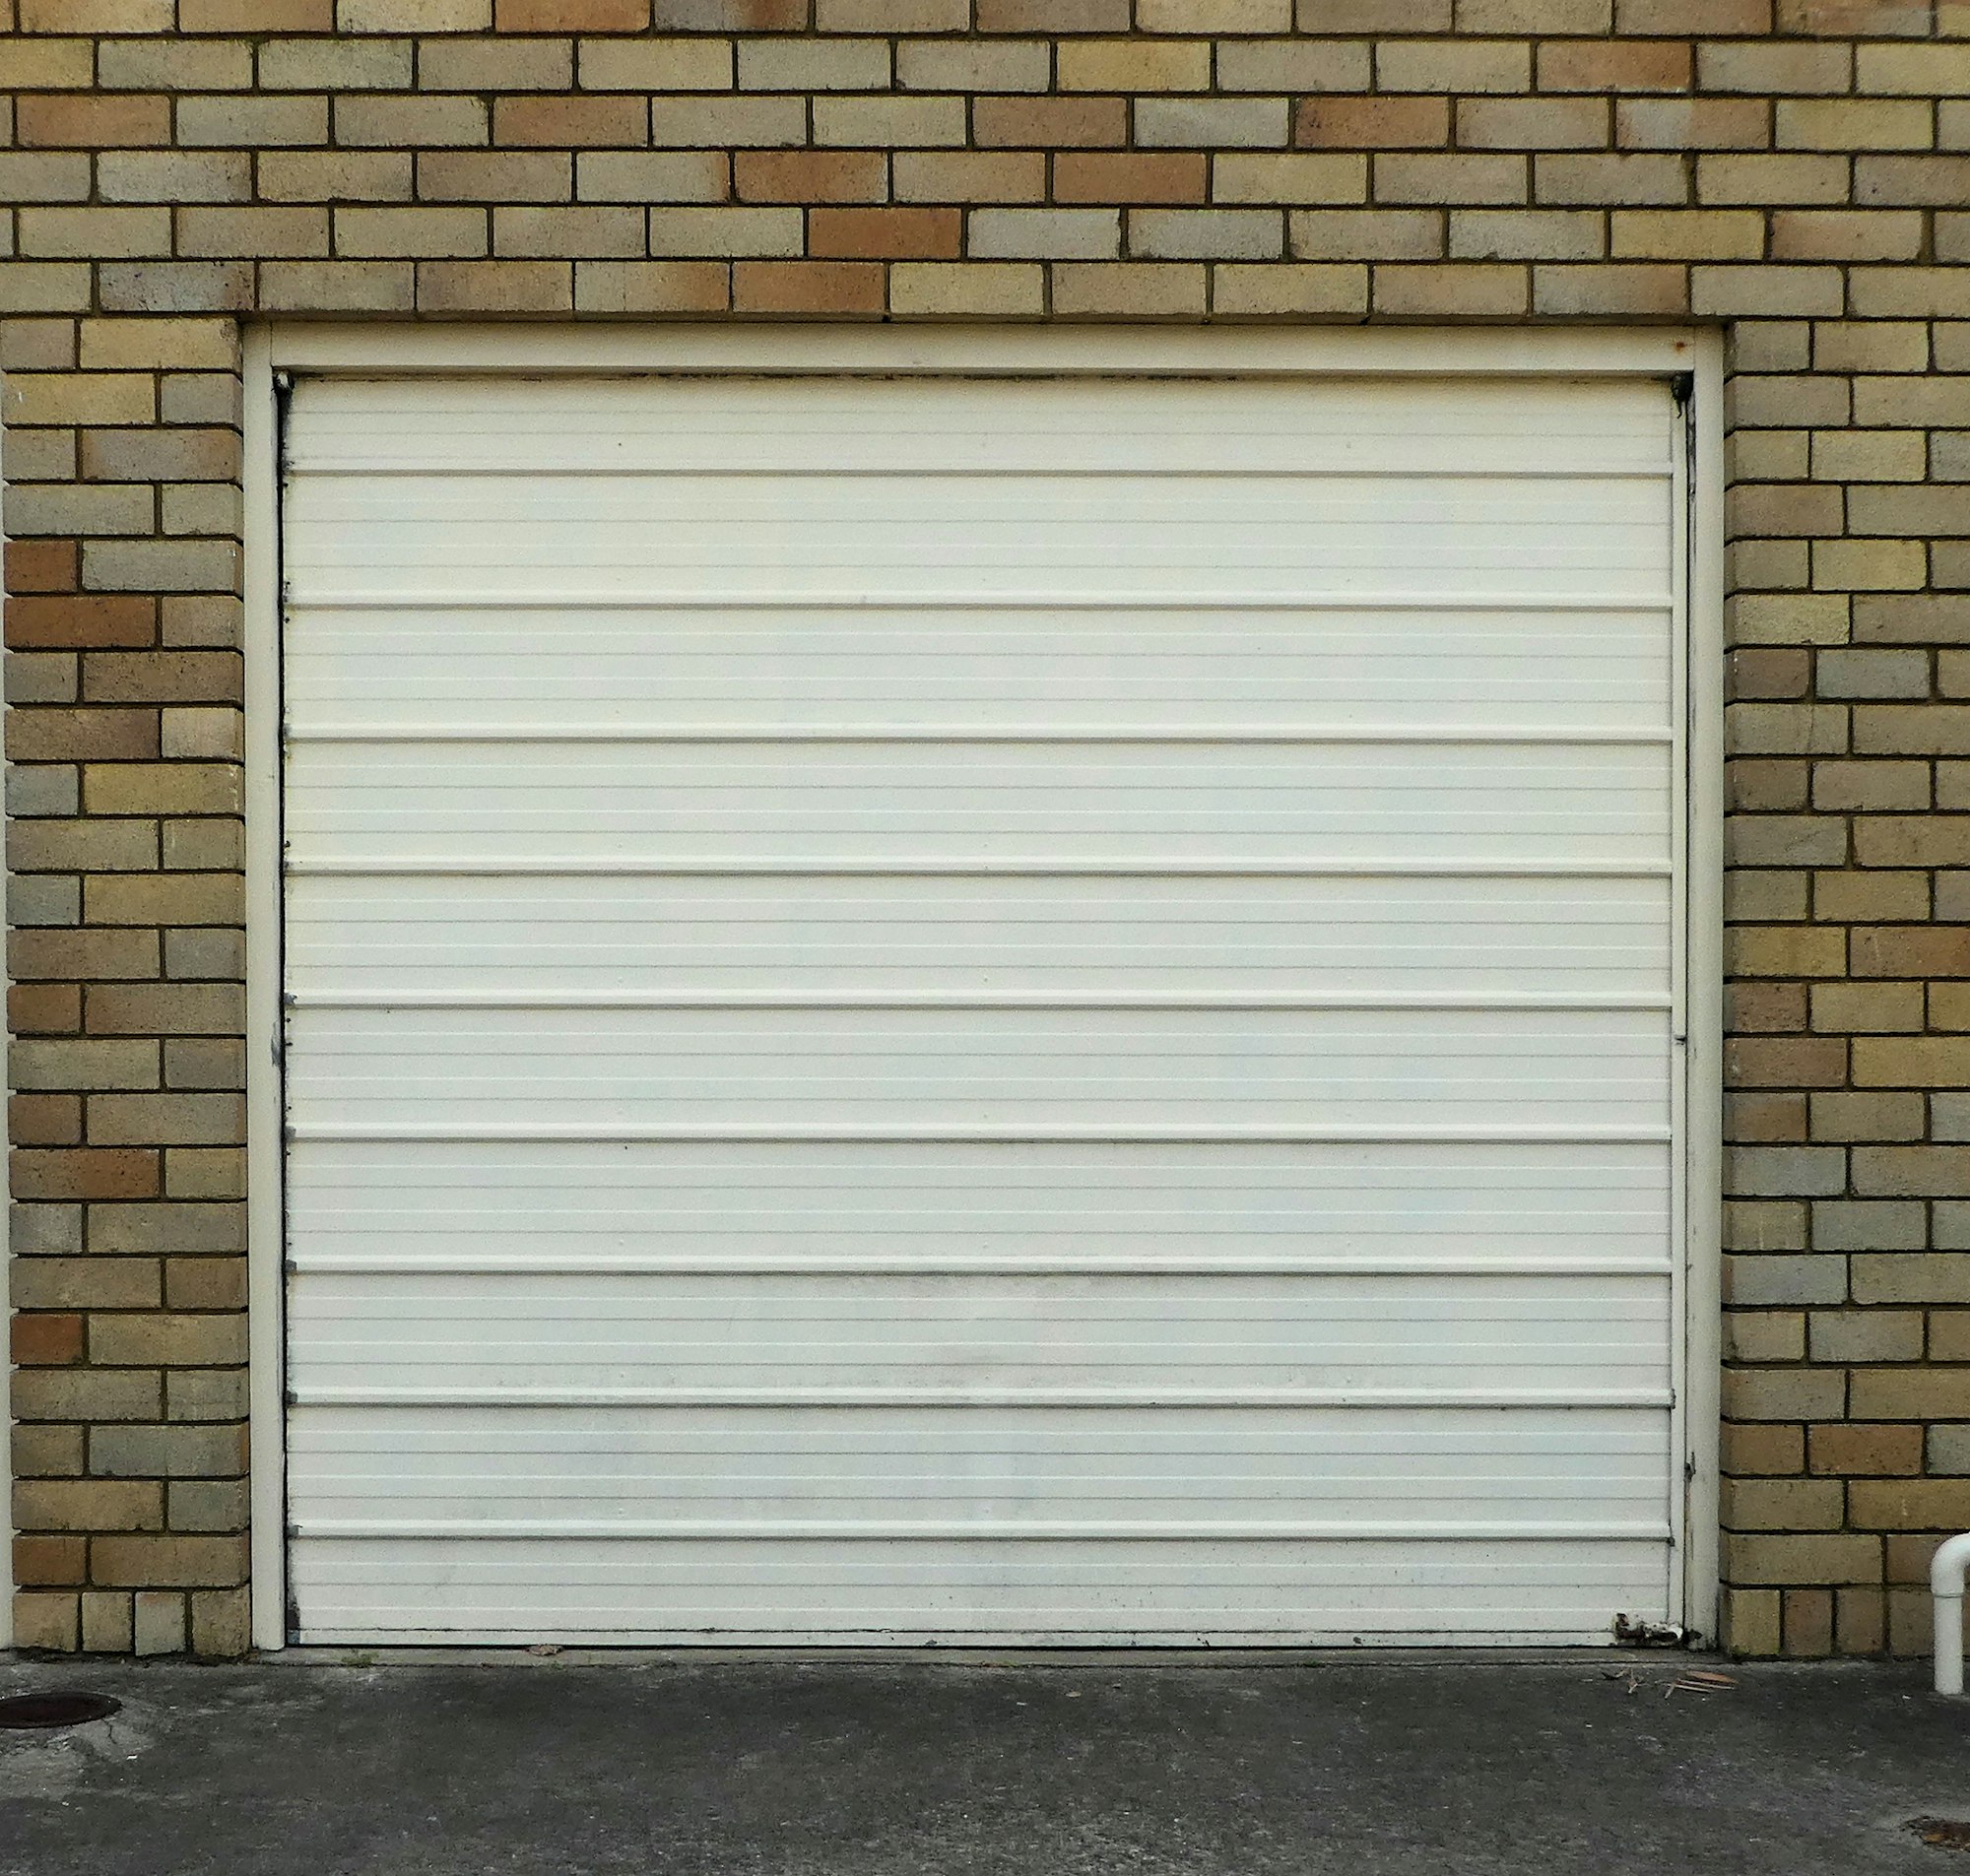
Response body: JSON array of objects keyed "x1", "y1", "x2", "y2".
[
  {"x1": 1139, "y1": 97, "x2": 1290, "y2": 150},
  {"x1": 177, "y1": 206, "x2": 330, "y2": 260},
  {"x1": 1699, "y1": 154, "x2": 1852, "y2": 207},
  {"x1": 421, "y1": 151, "x2": 573, "y2": 203},
  {"x1": 495, "y1": 204, "x2": 644, "y2": 257},
  {"x1": 817, "y1": 97, "x2": 968, "y2": 148},
  {"x1": 98, "y1": 151, "x2": 251, "y2": 206},
  {"x1": 895, "y1": 39, "x2": 1049, "y2": 95},
  {"x1": 1375, "y1": 36, "x2": 1531, "y2": 95},
  {"x1": 1210, "y1": 262, "x2": 1368, "y2": 315},
  {"x1": 19, "y1": 208, "x2": 171, "y2": 261},
  {"x1": 264, "y1": 152, "x2": 414, "y2": 204},
  {"x1": 257, "y1": 35, "x2": 413, "y2": 90},
  {"x1": 1215, "y1": 39, "x2": 1372, "y2": 94},
  {"x1": 1290, "y1": 209, "x2": 1443, "y2": 260},
  {"x1": 1535, "y1": 153, "x2": 1686, "y2": 206},
  {"x1": 336, "y1": 207, "x2": 489, "y2": 259},
  {"x1": 1449, "y1": 209, "x2": 1602, "y2": 262},
  {"x1": 1377, "y1": 153, "x2": 1528, "y2": 206},
  {"x1": 176, "y1": 94, "x2": 328, "y2": 148},
  {"x1": 969, "y1": 207, "x2": 1120, "y2": 260},
  {"x1": 738, "y1": 36, "x2": 886, "y2": 90},
  {"x1": 1699, "y1": 40, "x2": 1853, "y2": 97},
  {"x1": 1534, "y1": 263, "x2": 1688, "y2": 316},
  {"x1": 886, "y1": 261, "x2": 1045, "y2": 316},
  {"x1": 647, "y1": 205, "x2": 801, "y2": 255},
  {"x1": 1130, "y1": 207, "x2": 1281, "y2": 261}
]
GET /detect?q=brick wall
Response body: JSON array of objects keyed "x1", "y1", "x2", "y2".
[{"x1": 3, "y1": 0, "x2": 1965, "y2": 1657}]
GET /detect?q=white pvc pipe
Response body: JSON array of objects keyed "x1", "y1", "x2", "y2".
[{"x1": 1931, "y1": 1532, "x2": 1970, "y2": 1694}]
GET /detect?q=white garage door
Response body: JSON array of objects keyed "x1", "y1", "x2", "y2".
[{"x1": 279, "y1": 362, "x2": 1690, "y2": 1646}]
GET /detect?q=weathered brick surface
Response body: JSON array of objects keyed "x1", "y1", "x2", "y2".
[{"x1": 2, "y1": 0, "x2": 1966, "y2": 1660}]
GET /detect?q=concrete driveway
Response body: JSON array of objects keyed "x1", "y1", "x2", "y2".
[{"x1": 2, "y1": 1652, "x2": 1967, "y2": 1875}]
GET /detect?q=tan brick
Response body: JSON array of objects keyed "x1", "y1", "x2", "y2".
[
  {"x1": 1053, "y1": 262, "x2": 1207, "y2": 317},
  {"x1": 421, "y1": 34, "x2": 574, "y2": 90},
  {"x1": 887, "y1": 261, "x2": 1044, "y2": 316},
  {"x1": 337, "y1": 95, "x2": 489, "y2": 147},
  {"x1": 1782, "y1": 0, "x2": 1928, "y2": 28},
  {"x1": 1140, "y1": 0, "x2": 1289, "y2": 23},
  {"x1": 1810, "y1": 1423, "x2": 1924, "y2": 1477},
  {"x1": 1725, "y1": 1309, "x2": 1806, "y2": 1362},
  {"x1": 1723, "y1": 1586, "x2": 1782, "y2": 1658},
  {"x1": 1727, "y1": 1422, "x2": 1806, "y2": 1476},
  {"x1": 494, "y1": 95, "x2": 641, "y2": 147},
  {"x1": 1460, "y1": 0, "x2": 1610, "y2": 26},
  {"x1": 18, "y1": 96, "x2": 171, "y2": 149},
  {"x1": 1459, "y1": 97, "x2": 1608, "y2": 152},
  {"x1": 1611, "y1": 210, "x2": 1762, "y2": 262},
  {"x1": 650, "y1": 0, "x2": 801, "y2": 23},
  {"x1": 1726, "y1": 1534, "x2": 1881, "y2": 1587},
  {"x1": 1809, "y1": 1308, "x2": 1925, "y2": 1363},
  {"x1": 340, "y1": 0, "x2": 490, "y2": 23},
  {"x1": 1725, "y1": 1366, "x2": 1847, "y2": 1420},
  {"x1": 731, "y1": 260, "x2": 885, "y2": 313},
  {"x1": 418, "y1": 260, "x2": 572, "y2": 313},
  {"x1": 1374, "y1": 263, "x2": 1528, "y2": 317},
  {"x1": 500, "y1": 0, "x2": 646, "y2": 19},
  {"x1": 573, "y1": 258, "x2": 731, "y2": 311},
  {"x1": 91, "y1": 1533, "x2": 247, "y2": 1590},
  {"x1": 1058, "y1": 154, "x2": 1207, "y2": 205},
  {"x1": 1779, "y1": 99, "x2": 1935, "y2": 154},
  {"x1": 1303, "y1": 0, "x2": 1452, "y2": 25},
  {"x1": 180, "y1": 0, "x2": 331, "y2": 22},
  {"x1": 1058, "y1": 38, "x2": 1211, "y2": 93},
  {"x1": 1296, "y1": 96, "x2": 1450, "y2": 151},
  {"x1": 335, "y1": 208, "x2": 486, "y2": 260},
  {"x1": 976, "y1": 0, "x2": 1127, "y2": 24},
  {"x1": 582, "y1": 37, "x2": 734, "y2": 89},
  {"x1": 812, "y1": 206, "x2": 959, "y2": 259},
  {"x1": 0, "y1": 153, "x2": 93, "y2": 205},
  {"x1": 895, "y1": 151, "x2": 1044, "y2": 203},
  {"x1": 731, "y1": 151, "x2": 873, "y2": 203},
  {"x1": 653, "y1": 94, "x2": 809, "y2": 147},
  {"x1": 1538, "y1": 38, "x2": 1689, "y2": 94},
  {"x1": 816, "y1": 95, "x2": 968, "y2": 148},
  {"x1": 1811, "y1": 982, "x2": 1924, "y2": 1034},
  {"x1": 1699, "y1": 154, "x2": 1851, "y2": 207},
  {"x1": 975, "y1": 96, "x2": 1127, "y2": 151},
  {"x1": 1725, "y1": 1477, "x2": 1844, "y2": 1531},
  {"x1": 421, "y1": 152, "x2": 572, "y2": 204},
  {"x1": 1212, "y1": 153, "x2": 1366, "y2": 206},
  {"x1": 818, "y1": 0, "x2": 965, "y2": 23}
]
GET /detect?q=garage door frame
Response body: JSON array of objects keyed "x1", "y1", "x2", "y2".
[{"x1": 241, "y1": 322, "x2": 1726, "y2": 1653}]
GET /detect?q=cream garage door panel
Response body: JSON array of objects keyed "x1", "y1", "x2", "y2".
[{"x1": 281, "y1": 369, "x2": 1683, "y2": 1645}]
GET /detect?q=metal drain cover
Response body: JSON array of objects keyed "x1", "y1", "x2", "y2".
[
  {"x1": 1911, "y1": 1819, "x2": 1970, "y2": 1851},
  {"x1": 0, "y1": 1692, "x2": 120, "y2": 1730}
]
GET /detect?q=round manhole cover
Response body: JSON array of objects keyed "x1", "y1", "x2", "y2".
[
  {"x1": 1911, "y1": 1819, "x2": 1970, "y2": 1852},
  {"x1": 0, "y1": 1692, "x2": 121, "y2": 1731}
]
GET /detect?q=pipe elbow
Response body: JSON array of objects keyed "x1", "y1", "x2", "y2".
[{"x1": 1932, "y1": 1531, "x2": 1970, "y2": 1598}]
